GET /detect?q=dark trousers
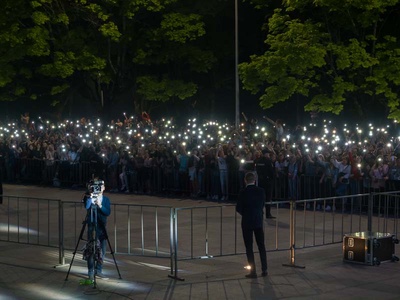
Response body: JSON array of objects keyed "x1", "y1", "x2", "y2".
[{"x1": 242, "y1": 226, "x2": 267, "y2": 273}]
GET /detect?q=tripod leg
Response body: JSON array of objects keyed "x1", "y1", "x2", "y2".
[{"x1": 65, "y1": 221, "x2": 87, "y2": 281}]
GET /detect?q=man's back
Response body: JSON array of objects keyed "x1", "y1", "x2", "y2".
[{"x1": 236, "y1": 185, "x2": 265, "y2": 229}]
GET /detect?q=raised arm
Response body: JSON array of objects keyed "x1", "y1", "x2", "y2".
[{"x1": 263, "y1": 116, "x2": 276, "y2": 126}]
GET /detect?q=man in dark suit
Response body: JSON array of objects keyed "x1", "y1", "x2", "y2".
[{"x1": 236, "y1": 172, "x2": 268, "y2": 278}]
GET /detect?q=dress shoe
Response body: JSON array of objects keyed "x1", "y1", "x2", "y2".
[
  {"x1": 266, "y1": 214, "x2": 275, "y2": 219},
  {"x1": 245, "y1": 273, "x2": 257, "y2": 279},
  {"x1": 261, "y1": 271, "x2": 268, "y2": 277}
]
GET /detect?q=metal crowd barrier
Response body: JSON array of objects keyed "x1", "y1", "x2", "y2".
[
  {"x1": 1, "y1": 158, "x2": 400, "y2": 210},
  {"x1": 61, "y1": 201, "x2": 174, "y2": 257},
  {"x1": 0, "y1": 191, "x2": 398, "y2": 280},
  {"x1": 168, "y1": 192, "x2": 400, "y2": 279},
  {"x1": 2, "y1": 158, "x2": 400, "y2": 207},
  {"x1": 0, "y1": 195, "x2": 62, "y2": 263}
]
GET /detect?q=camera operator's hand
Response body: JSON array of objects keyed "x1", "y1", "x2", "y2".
[
  {"x1": 94, "y1": 199, "x2": 102, "y2": 208},
  {"x1": 90, "y1": 194, "x2": 102, "y2": 208}
]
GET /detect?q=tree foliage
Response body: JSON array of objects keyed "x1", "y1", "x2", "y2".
[
  {"x1": 239, "y1": 0, "x2": 400, "y2": 120},
  {"x1": 0, "y1": 0, "x2": 221, "y2": 115}
]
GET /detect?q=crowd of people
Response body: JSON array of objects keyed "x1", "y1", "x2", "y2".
[{"x1": 1, "y1": 111, "x2": 400, "y2": 205}]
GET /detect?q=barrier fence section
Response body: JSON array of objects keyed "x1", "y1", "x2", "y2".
[
  {"x1": 171, "y1": 196, "x2": 372, "y2": 260},
  {"x1": 367, "y1": 191, "x2": 400, "y2": 236},
  {"x1": 4, "y1": 157, "x2": 400, "y2": 208},
  {"x1": 168, "y1": 192, "x2": 400, "y2": 279},
  {"x1": 61, "y1": 201, "x2": 174, "y2": 258},
  {"x1": 0, "y1": 191, "x2": 399, "y2": 280},
  {"x1": 0, "y1": 196, "x2": 62, "y2": 260}
]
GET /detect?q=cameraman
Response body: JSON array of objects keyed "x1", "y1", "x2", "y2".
[{"x1": 83, "y1": 180, "x2": 111, "y2": 281}]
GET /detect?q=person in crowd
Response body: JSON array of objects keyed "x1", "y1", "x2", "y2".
[
  {"x1": 67, "y1": 143, "x2": 82, "y2": 185},
  {"x1": 43, "y1": 144, "x2": 56, "y2": 185},
  {"x1": 115, "y1": 119, "x2": 123, "y2": 128},
  {"x1": 254, "y1": 149, "x2": 275, "y2": 219},
  {"x1": 331, "y1": 154, "x2": 352, "y2": 211},
  {"x1": 5, "y1": 141, "x2": 19, "y2": 182},
  {"x1": 188, "y1": 149, "x2": 200, "y2": 197},
  {"x1": 237, "y1": 150, "x2": 250, "y2": 190},
  {"x1": 134, "y1": 150, "x2": 145, "y2": 193},
  {"x1": 263, "y1": 116, "x2": 284, "y2": 143},
  {"x1": 177, "y1": 147, "x2": 189, "y2": 196},
  {"x1": 236, "y1": 172, "x2": 268, "y2": 278},
  {"x1": 67, "y1": 144, "x2": 80, "y2": 164},
  {"x1": 162, "y1": 150, "x2": 175, "y2": 194},
  {"x1": 107, "y1": 144, "x2": 119, "y2": 192},
  {"x1": 141, "y1": 111, "x2": 151, "y2": 123},
  {"x1": 45, "y1": 144, "x2": 56, "y2": 165},
  {"x1": 348, "y1": 147, "x2": 365, "y2": 211},
  {"x1": 305, "y1": 153, "x2": 333, "y2": 209},
  {"x1": 311, "y1": 154, "x2": 329, "y2": 187},
  {"x1": 20, "y1": 112, "x2": 30, "y2": 128},
  {"x1": 226, "y1": 145, "x2": 240, "y2": 198},
  {"x1": 369, "y1": 156, "x2": 389, "y2": 192},
  {"x1": 2, "y1": 112, "x2": 400, "y2": 206},
  {"x1": 119, "y1": 151, "x2": 132, "y2": 193},
  {"x1": 207, "y1": 147, "x2": 220, "y2": 200},
  {"x1": 216, "y1": 146, "x2": 229, "y2": 201},
  {"x1": 274, "y1": 151, "x2": 288, "y2": 198},
  {"x1": 389, "y1": 156, "x2": 400, "y2": 190},
  {"x1": 197, "y1": 149, "x2": 206, "y2": 197},
  {"x1": 287, "y1": 155, "x2": 298, "y2": 200},
  {"x1": 143, "y1": 151, "x2": 153, "y2": 194}
]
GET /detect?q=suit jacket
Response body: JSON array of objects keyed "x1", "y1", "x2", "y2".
[{"x1": 236, "y1": 184, "x2": 266, "y2": 229}]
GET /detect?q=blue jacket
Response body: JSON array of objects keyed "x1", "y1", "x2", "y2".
[{"x1": 85, "y1": 195, "x2": 111, "y2": 227}]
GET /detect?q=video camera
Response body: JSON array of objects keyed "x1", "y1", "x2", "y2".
[{"x1": 87, "y1": 179, "x2": 104, "y2": 196}]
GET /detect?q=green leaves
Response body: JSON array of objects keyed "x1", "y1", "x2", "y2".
[
  {"x1": 26, "y1": 26, "x2": 50, "y2": 56},
  {"x1": 330, "y1": 39, "x2": 378, "y2": 70},
  {"x1": 51, "y1": 83, "x2": 70, "y2": 95},
  {"x1": 240, "y1": 10, "x2": 328, "y2": 109},
  {"x1": 31, "y1": 11, "x2": 50, "y2": 25},
  {"x1": 161, "y1": 13, "x2": 205, "y2": 43},
  {"x1": 99, "y1": 22, "x2": 121, "y2": 41},
  {"x1": 240, "y1": 0, "x2": 400, "y2": 119},
  {"x1": 38, "y1": 52, "x2": 75, "y2": 78},
  {"x1": 0, "y1": 0, "x2": 220, "y2": 113}
]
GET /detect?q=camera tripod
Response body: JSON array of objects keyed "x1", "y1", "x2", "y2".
[{"x1": 65, "y1": 202, "x2": 122, "y2": 288}]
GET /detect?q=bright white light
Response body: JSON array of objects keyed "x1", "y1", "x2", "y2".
[{"x1": 0, "y1": 224, "x2": 40, "y2": 235}]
